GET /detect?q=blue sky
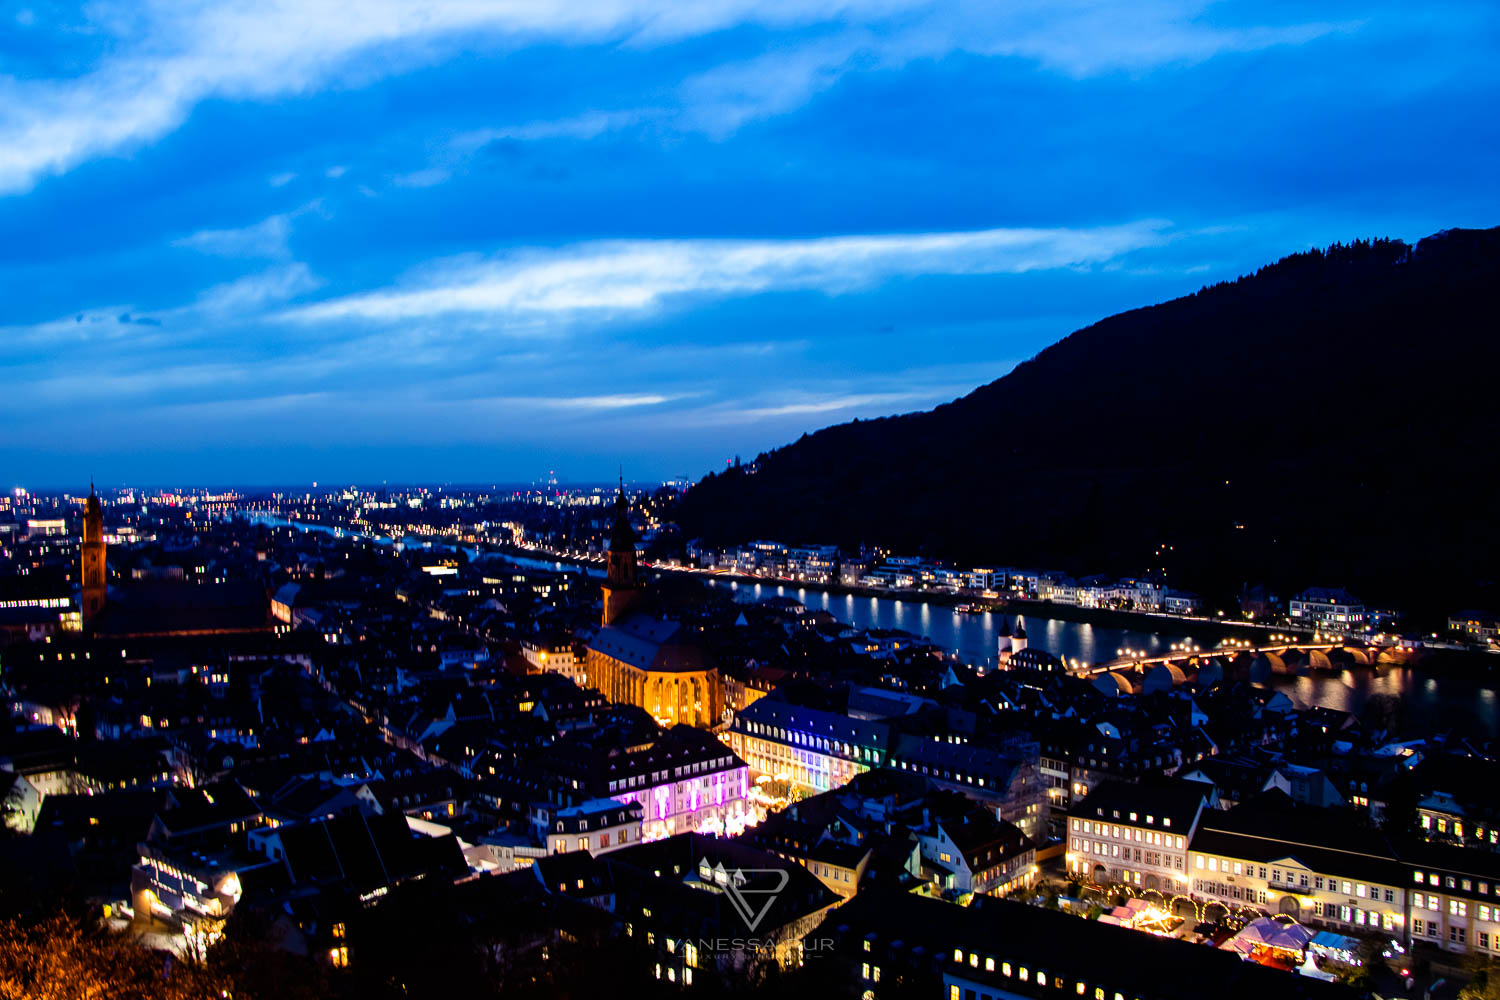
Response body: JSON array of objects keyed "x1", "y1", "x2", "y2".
[{"x1": 3, "y1": 1, "x2": 1497, "y2": 487}]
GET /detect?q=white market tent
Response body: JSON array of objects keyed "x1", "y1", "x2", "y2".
[{"x1": 1222, "y1": 917, "x2": 1315, "y2": 956}]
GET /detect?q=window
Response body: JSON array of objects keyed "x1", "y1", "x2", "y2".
[{"x1": 329, "y1": 946, "x2": 349, "y2": 968}]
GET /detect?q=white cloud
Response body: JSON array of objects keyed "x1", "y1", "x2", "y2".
[
  {"x1": 536, "y1": 393, "x2": 681, "y2": 410},
  {"x1": 174, "y1": 212, "x2": 293, "y2": 259},
  {"x1": 0, "y1": 0, "x2": 1357, "y2": 194},
  {"x1": 392, "y1": 166, "x2": 451, "y2": 188},
  {"x1": 197, "y1": 263, "x2": 324, "y2": 313},
  {"x1": 678, "y1": 4, "x2": 1358, "y2": 135},
  {"x1": 732, "y1": 392, "x2": 926, "y2": 419},
  {"x1": 0, "y1": 0, "x2": 888, "y2": 195},
  {"x1": 269, "y1": 171, "x2": 298, "y2": 187},
  {"x1": 452, "y1": 110, "x2": 652, "y2": 150},
  {"x1": 281, "y1": 221, "x2": 1172, "y2": 324}
]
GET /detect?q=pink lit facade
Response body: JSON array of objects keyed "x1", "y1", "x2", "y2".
[{"x1": 611, "y1": 764, "x2": 752, "y2": 841}]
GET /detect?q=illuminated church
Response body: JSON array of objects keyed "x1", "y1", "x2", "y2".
[{"x1": 585, "y1": 483, "x2": 723, "y2": 728}]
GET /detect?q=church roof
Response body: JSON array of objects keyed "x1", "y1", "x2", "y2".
[{"x1": 588, "y1": 616, "x2": 709, "y2": 674}]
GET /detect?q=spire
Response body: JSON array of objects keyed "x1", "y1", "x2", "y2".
[{"x1": 609, "y1": 475, "x2": 636, "y2": 551}]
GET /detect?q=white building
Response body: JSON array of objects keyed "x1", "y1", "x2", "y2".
[
  {"x1": 1066, "y1": 781, "x2": 1207, "y2": 893},
  {"x1": 521, "y1": 633, "x2": 582, "y2": 685},
  {"x1": 1289, "y1": 587, "x2": 1366, "y2": 633},
  {"x1": 531, "y1": 798, "x2": 643, "y2": 856}
]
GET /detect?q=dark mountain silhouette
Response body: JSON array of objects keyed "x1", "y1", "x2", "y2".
[{"x1": 677, "y1": 227, "x2": 1500, "y2": 615}]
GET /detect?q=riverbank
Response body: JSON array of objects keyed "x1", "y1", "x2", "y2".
[{"x1": 489, "y1": 542, "x2": 1289, "y2": 649}]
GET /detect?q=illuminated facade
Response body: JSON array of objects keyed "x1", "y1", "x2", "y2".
[
  {"x1": 1405, "y1": 849, "x2": 1500, "y2": 956},
  {"x1": 131, "y1": 846, "x2": 247, "y2": 931},
  {"x1": 727, "y1": 699, "x2": 890, "y2": 795},
  {"x1": 611, "y1": 760, "x2": 751, "y2": 842},
  {"x1": 548, "y1": 725, "x2": 753, "y2": 841},
  {"x1": 522, "y1": 633, "x2": 581, "y2": 684},
  {"x1": 1188, "y1": 832, "x2": 1407, "y2": 935},
  {"x1": 1289, "y1": 587, "x2": 1367, "y2": 633},
  {"x1": 1066, "y1": 781, "x2": 1206, "y2": 893}
]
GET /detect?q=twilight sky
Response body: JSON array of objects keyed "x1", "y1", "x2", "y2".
[{"x1": 3, "y1": 1, "x2": 1498, "y2": 487}]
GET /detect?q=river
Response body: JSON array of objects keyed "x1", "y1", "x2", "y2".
[{"x1": 702, "y1": 580, "x2": 1498, "y2": 736}]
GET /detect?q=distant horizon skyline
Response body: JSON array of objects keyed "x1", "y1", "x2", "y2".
[
  {"x1": 5, "y1": 0, "x2": 1498, "y2": 484},
  {"x1": 12, "y1": 474, "x2": 707, "y2": 493}
]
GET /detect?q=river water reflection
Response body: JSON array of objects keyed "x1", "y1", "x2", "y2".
[{"x1": 708, "y1": 581, "x2": 1498, "y2": 736}]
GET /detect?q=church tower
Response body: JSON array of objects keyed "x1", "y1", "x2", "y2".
[
  {"x1": 81, "y1": 482, "x2": 107, "y2": 624},
  {"x1": 1011, "y1": 617, "x2": 1028, "y2": 655},
  {"x1": 600, "y1": 479, "x2": 640, "y2": 626}
]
